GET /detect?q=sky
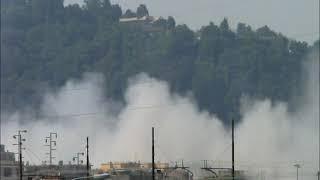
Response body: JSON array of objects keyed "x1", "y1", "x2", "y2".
[{"x1": 65, "y1": 0, "x2": 319, "y2": 44}]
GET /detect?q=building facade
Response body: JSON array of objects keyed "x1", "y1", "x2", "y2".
[
  {"x1": 24, "y1": 163, "x2": 88, "y2": 180},
  {"x1": 0, "y1": 144, "x2": 19, "y2": 180}
]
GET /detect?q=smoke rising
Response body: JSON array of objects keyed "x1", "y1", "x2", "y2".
[{"x1": 1, "y1": 52, "x2": 319, "y2": 179}]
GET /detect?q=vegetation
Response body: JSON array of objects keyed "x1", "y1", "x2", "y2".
[{"x1": 1, "y1": 0, "x2": 318, "y2": 123}]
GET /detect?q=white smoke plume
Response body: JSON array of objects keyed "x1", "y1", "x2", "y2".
[{"x1": 1, "y1": 51, "x2": 319, "y2": 179}]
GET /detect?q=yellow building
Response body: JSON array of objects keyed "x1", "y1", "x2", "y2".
[
  {"x1": 100, "y1": 162, "x2": 169, "y2": 172},
  {"x1": 140, "y1": 162, "x2": 169, "y2": 170},
  {"x1": 100, "y1": 162, "x2": 140, "y2": 172}
]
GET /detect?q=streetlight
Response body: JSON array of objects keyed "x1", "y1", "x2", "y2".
[{"x1": 294, "y1": 164, "x2": 301, "y2": 180}]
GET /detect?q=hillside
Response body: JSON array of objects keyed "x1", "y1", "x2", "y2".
[{"x1": 1, "y1": 0, "x2": 318, "y2": 123}]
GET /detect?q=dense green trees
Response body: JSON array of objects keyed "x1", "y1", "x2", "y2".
[{"x1": 1, "y1": 0, "x2": 317, "y2": 123}]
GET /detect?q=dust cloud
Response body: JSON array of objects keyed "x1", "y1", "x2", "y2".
[{"x1": 1, "y1": 51, "x2": 319, "y2": 179}]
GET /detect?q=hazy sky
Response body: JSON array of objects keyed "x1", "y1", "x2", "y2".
[{"x1": 66, "y1": 0, "x2": 320, "y2": 44}]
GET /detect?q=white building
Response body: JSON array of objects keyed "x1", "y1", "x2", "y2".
[
  {"x1": 119, "y1": 15, "x2": 158, "y2": 23},
  {"x1": 0, "y1": 144, "x2": 19, "y2": 180}
]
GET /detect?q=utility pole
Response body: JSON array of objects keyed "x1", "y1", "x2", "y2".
[
  {"x1": 86, "y1": 137, "x2": 90, "y2": 177},
  {"x1": 232, "y1": 119, "x2": 235, "y2": 180},
  {"x1": 73, "y1": 152, "x2": 84, "y2": 165},
  {"x1": 13, "y1": 130, "x2": 27, "y2": 180},
  {"x1": 152, "y1": 127, "x2": 155, "y2": 180},
  {"x1": 45, "y1": 132, "x2": 57, "y2": 165},
  {"x1": 294, "y1": 164, "x2": 301, "y2": 180},
  {"x1": 318, "y1": 50, "x2": 320, "y2": 180}
]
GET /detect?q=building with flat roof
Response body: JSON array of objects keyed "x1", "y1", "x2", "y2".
[
  {"x1": 140, "y1": 162, "x2": 169, "y2": 170},
  {"x1": 100, "y1": 161, "x2": 170, "y2": 172},
  {"x1": 0, "y1": 144, "x2": 19, "y2": 180},
  {"x1": 119, "y1": 15, "x2": 165, "y2": 32},
  {"x1": 101, "y1": 162, "x2": 141, "y2": 172},
  {"x1": 119, "y1": 15, "x2": 157, "y2": 23}
]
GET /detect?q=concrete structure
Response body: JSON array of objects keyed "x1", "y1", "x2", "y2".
[
  {"x1": 164, "y1": 169, "x2": 191, "y2": 180},
  {"x1": 99, "y1": 162, "x2": 191, "y2": 180},
  {"x1": 24, "y1": 163, "x2": 88, "y2": 180},
  {"x1": 0, "y1": 144, "x2": 19, "y2": 180},
  {"x1": 202, "y1": 169, "x2": 246, "y2": 180}
]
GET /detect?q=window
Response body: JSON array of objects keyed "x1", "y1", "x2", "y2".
[{"x1": 4, "y1": 167, "x2": 12, "y2": 177}]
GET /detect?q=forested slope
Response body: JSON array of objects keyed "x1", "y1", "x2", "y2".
[{"x1": 1, "y1": 0, "x2": 318, "y2": 123}]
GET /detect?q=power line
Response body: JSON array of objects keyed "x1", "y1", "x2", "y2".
[
  {"x1": 29, "y1": 102, "x2": 190, "y2": 120},
  {"x1": 24, "y1": 150, "x2": 36, "y2": 165},
  {"x1": 25, "y1": 148, "x2": 42, "y2": 163},
  {"x1": 213, "y1": 144, "x2": 232, "y2": 162},
  {"x1": 0, "y1": 80, "x2": 159, "y2": 95}
]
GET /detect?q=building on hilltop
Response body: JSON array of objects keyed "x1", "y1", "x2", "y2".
[
  {"x1": 119, "y1": 15, "x2": 158, "y2": 24},
  {"x1": 119, "y1": 15, "x2": 166, "y2": 32}
]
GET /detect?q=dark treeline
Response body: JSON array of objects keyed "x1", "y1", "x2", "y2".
[{"x1": 1, "y1": 0, "x2": 319, "y2": 124}]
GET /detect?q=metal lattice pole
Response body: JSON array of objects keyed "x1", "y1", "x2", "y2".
[{"x1": 13, "y1": 130, "x2": 27, "y2": 180}]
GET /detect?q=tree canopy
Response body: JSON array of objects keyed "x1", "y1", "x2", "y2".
[{"x1": 1, "y1": 0, "x2": 318, "y2": 124}]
